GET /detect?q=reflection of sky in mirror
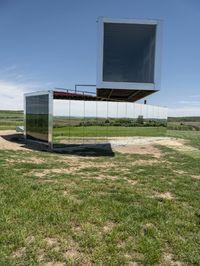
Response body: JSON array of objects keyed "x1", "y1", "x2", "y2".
[{"x1": 54, "y1": 100, "x2": 167, "y2": 119}]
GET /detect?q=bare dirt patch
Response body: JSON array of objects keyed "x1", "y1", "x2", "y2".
[
  {"x1": 111, "y1": 136, "x2": 199, "y2": 156},
  {"x1": 173, "y1": 170, "x2": 187, "y2": 175},
  {"x1": 63, "y1": 239, "x2": 82, "y2": 261},
  {"x1": 84, "y1": 174, "x2": 118, "y2": 181},
  {"x1": 43, "y1": 262, "x2": 64, "y2": 266},
  {"x1": 162, "y1": 252, "x2": 183, "y2": 266},
  {"x1": 31, "y1": 162, "x2": 118, "y2": 179},
  {"x1": 192, "y1": 175, "x2": 200, "y2": 180},
  {"x1": 125, "y1": 179, "x2": 138, "y2": 185},
  {"x1": 32, "y1": 168, "x2": 74, "y2": 178},
  {"x1": 113, "y1": 144, "x2": 162, "y2": 158},
  {"x1": 6, "y1": 156, "x2": 44, "y2": 164},
  {"x1": 25, "y1": 235, "x2": 35, "y2": 245},
  {"x1": 103, "y1": 221, "x2": 115, "y2": 233},
  {"x1": 154, "y1": 191, "x2": 174, "y2": 200},
  {"x1": 45, "y1": 237, "x2": 59, "y2": 248},
  {"x1": 1, "y1": 131, "x2": 196, "y2": 160},
  {"x1": 158, "y1": 139, "x2": 199, "y2": 153},
  {"x1": 0, "y1": 130, "x2": 27, "y2": 151},
  {"x1": 12, "y1": 247, "x2": 26, "y2": 258},
  {"x1": 131, "y1": 159, "x2": 158, "y2": 166},
  {"x1": 63, "y1": 248, "x2": 78, "y2": 260}
]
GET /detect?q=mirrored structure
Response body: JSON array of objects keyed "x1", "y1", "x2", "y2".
[
  {"x1": 24, "y1": 91, "x2": 53, "y2": 147},
  {"x1": 24, "y1": 17, "x2": 166, "y2": 150},
  {"x1": 24, "y1": 89, "x2": 167, "y2": 149},
  {"x1": 97, "y1": 18, "x2": 162, "y2": 101}
]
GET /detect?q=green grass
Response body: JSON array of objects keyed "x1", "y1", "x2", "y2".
[
  {"x1": 0, "y1": 110, "x2": 23, "y2": 130},
  {"x1": 168, "y1": 116, "x2": 200, "y2": 122},
  {"x1": 167, "y1": 130, "x2": 200, "y2": 149},
  {"x1": 0, "y1": 131, "x2": 199, "y2": 265},
  {"x1": 53, "y1": 126, "x2": 166, "y2": 138}
]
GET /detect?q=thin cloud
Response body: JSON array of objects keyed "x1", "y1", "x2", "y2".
[
  {"x1": 177, "y1": 100, "x2": 200, "y2": 106},
  {"x1": 168, "y1": 106, "x2": 200, "y2": 117},
  {"x1": 189, "y1": 94, "x2": 200, "y2": 98},
  {"x1": 0, "y1": 65, "x2": 46, "y2": 85},
  {"x1": 0, "y1": 65, "x2": 55, "y2": 110},
  {"x1": 0, "y1": 80, "x2": 52, "y2": 110},
  {"x1": 0, "y1": 65, "x2": 17, "y2": 73},
  {"x1": 0, "y1": 81, "x2": 32, "y2": 110}
]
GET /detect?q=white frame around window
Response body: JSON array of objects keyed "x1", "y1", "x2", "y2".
[{"x1": 96, "y1": 17, "x2": 162, "y2": 91}]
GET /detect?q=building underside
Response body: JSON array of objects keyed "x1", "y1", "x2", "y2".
[
  {"x1": 96, "y1": 89, "x2": 156, "y2": 102},
  {"x1": 54, "y1": 89, "x2": 156, "y2": 102}
]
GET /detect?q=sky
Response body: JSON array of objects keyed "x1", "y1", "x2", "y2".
[{"x1": 0, "y1": 0, "x2": 200, "y2": 116}]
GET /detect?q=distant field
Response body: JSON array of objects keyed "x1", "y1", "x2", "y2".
[
  {"x1": 168, "y1": 116, "x2": 200, "y2": 122},
  {"x1": 0, "y1": 110, "x2": 23, "y2": 130},
  {"x1": 168, "y1": 116, "x2": 200, "y2": 131},
  {"x1": 167, "y1": 130, "x2": 200, "y2": 149}
]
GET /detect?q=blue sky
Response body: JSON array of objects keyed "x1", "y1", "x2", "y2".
[{"x1": 0, "y1": 0, "x2": 200, "y2": 116}]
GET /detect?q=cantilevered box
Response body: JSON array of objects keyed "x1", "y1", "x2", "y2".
[{"x1": 96, "y1": 17, "x2": 162, "y2": 102}]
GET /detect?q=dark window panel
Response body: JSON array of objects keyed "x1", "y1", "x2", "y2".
[
  {"x1": 103, "y1": 23, "x2": 156, "y2": 83},
  {"x1": 26, "y1": 95, "x2": 49, "y2": 142}
]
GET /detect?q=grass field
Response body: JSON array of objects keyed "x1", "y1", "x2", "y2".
[
  {"x1": 0, "y1": 111, "x2": 200, "y2": 265},
  {"x1": 167, "y1": 130, "x2": 200, "y2": 150},
  {"x1": 0, "y1": 110, "x2": 23, "y2": 130},
  {"x1": 0, "y1": 129, "x2": 200, "y2": 265}
]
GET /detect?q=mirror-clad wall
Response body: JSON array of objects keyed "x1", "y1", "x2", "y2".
[{"x1": 25, "y1": 94, "x2": 49, "y2": 142}]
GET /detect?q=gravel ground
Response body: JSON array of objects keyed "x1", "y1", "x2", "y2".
[{"x1": 0, "y1": 130, "x2": 187, "y2": 155}]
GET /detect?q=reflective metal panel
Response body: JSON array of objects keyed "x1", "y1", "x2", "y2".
[
  {"x1": 97, "y1": 18, "x2": 162, "y2": 93},
  {"x1": 25, "y1": 94, "x2": 49, "y2": 142}
]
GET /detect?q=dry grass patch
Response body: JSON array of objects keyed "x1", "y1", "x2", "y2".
[
  {"x1": 63, "y1": 192, "x2": 82, "y2": 204},
  {"x1": 12, "y1": 247, "x2": 26, "y2": 259},
  {"x1": 74, "y1": 161, "x2": 116, "y2": 171},
  {"x1": 25, "y1": 235, "x2": 35, "y2": 245},
  {"x1": 31, "y1": 161, "x2": 117, "y2": 179},
  {"x1": 6, "y1": 156, "x2": 45, "y2": 164},
  {"x1": 45, "y1": 237, "x2": 59, "y2": 248},
  {"x1": 43, "y1": 262, "x2": 64, "y2": 266},
  {"x1": 173, "y1": 170, "x2": 187, "y2": 175},
  {"x1": 41, "y1": 238, "x2": 84, "y2": 264},
  {"x1": 113, "y1": 144, "x2": 162, "y2": 158},
  {"x1": 126, "y1": 179, "x2": 138, "y2": 185},
  {"x1": 162, "y1": 252, "x2": 183, "y2": 266},
  {"x1": 131, "y1": 159, "x2": 158, "y2": 166},
  {"x1": 0, "y1": 131, "x2": 27, "y2": 151},
  {"x1": 124, "y1": 254, "x2": 139, "y2": 266},
  {"x1": 63, "y1": 247, "x2": 78, "y2": 260},
  {"x1": 117, "y1": 236, "x2": 134, "y2": 249},
  {"x1": 102, "y1": 221, "x2": 115, "y2": 233},
  {"x1": 31, "y1": 168, "x2": 74, "y2": 178},
  {"x1": 82, "y1": 174, "x2": 119, "y2": 181},
  {"x1": 153, "y1": 192, "x2": 174, "y2": 200},
  {"x1": 62, "y1": 239, "x2": 89, "y2": 263},
  {"x1": 158, "y1": 138, "x2": 199, "y2": 154},
  {"x1": 191, "y1": 175, "x2": 200, "y2": 180}
]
